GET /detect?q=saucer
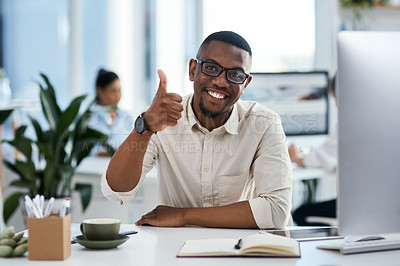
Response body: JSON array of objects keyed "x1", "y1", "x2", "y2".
[{"x1": 73, "y1": 234, "x2": 129, "y2": 249}]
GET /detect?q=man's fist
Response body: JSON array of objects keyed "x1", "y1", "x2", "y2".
[{"x1": 144, "y1": 70, "x2": 184, "y2": 133}]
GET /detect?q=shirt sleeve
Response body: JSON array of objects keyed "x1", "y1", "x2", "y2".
[
  {"x1": 303, "y1": 124, "x2": 338, "y2": 172},
  {"x1": 248, "y1": 117, "x2": 293, "y2": 229},
  {"x1": 101, "y1": 135, "x2": 159, "y2": 204}
]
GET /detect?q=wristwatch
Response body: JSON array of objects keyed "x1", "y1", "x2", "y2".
[{"x1": 134, "y1": 113, "x2": 148, "y2": 134}]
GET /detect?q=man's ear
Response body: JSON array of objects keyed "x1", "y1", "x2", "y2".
[
  {"x1": 241, "y1": 74, "x2": 252, "y2": 95},
  {"x1": 244, "y1": 74, "x2": 252, "y2": 88},
  {"x1": 188, "y1": 58, "x2": 197, "y2": 82}
]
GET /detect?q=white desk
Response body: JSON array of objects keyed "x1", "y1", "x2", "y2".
[{"x1": 4, "y1": 225, "x2": 400, "y2": 265}]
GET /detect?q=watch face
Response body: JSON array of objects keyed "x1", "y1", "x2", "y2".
[{"x1": 135, "y1": 116, "x2": 145, "y2": 134}]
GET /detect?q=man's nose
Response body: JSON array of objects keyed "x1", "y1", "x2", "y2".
[{"x1": 212, "y1": 70, "x2": 230, "y2": 87}]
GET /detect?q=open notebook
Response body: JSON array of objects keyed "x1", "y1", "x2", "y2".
[{"x1": 177, "y1": 233, "x2": 300, "y2": 258}]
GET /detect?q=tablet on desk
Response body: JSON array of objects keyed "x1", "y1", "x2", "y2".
[{"x1": 261, "y1": 226, "x2": 342, "y2": 242}]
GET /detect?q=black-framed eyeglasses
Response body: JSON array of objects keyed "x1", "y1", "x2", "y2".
[{"x1": 194, "y1": 59, "x2": 249, "y2": 84}]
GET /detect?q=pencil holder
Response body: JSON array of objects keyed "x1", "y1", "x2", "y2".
[{"x1": 27, "y1": 213, "x2": 71, "y2": 260}]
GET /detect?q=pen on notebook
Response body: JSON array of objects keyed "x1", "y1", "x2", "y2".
[{"x1": 234, "y1": 238, "x2": 242, "y2": 249}]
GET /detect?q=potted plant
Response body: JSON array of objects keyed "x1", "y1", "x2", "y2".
[
  {"x1": 2, "y1": 73, "x2": 109, "y2": 223},
  {"x1": 340, "y1": 0, "x2": 390, "y2": 29}
]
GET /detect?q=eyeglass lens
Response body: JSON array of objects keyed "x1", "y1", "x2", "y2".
[{"x1": 201, "y1": 61, "x2": 247, "y2": 84}]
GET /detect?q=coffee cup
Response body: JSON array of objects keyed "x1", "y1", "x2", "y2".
[{"x1": 80, "y1": 218, "x2": 121, "y2": 241}]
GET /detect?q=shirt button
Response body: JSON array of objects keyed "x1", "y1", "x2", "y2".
[
  {"x1": 206, "y1": 135, "x2": 211, "y2": 139},
  {"x1": 203, "y1": 166, "x2": 209, "y2": 172}
]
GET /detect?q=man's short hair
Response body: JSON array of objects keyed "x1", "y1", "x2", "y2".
[{"x1": 197, "y1": 31, "x2": 252, "y2": 58}]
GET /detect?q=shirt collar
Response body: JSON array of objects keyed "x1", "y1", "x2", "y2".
[{"x1": 185, "y1": 94, "x2": 239, "y2": 135}]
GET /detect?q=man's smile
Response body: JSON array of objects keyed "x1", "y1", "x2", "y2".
[{"x1": 205, "y1": 89, "x2": 229, "y2": 101}]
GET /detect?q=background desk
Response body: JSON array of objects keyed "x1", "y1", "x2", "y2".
[
  {"x1": 4, "y1": 224, "x2": 400, "y2": 266},
  {"x1": 73, "y1": 157, "x2": 159, "y2": 224},
  {"x1": 292, "y1": 166, "x2": 336, "y2": 206}
]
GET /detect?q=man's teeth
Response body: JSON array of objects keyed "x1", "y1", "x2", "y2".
[{"x1": 207, "y1": 91, "x2": 225, "y2": 99}]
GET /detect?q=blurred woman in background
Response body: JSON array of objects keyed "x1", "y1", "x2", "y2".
[{"x1": 89, "y1": 68, "x2": 133, "y2": 156}]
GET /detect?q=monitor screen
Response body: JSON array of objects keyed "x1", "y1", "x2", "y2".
[
  {"x1": 338, "y1": 31, "x2": 400, "y2": 236},
  {"x1": 241, "y1": 72, "x2": 330, "y2": 136}
]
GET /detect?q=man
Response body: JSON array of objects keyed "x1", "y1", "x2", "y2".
[{"x1": 102, "y1": 31, "x2": 292, "y2": 229}]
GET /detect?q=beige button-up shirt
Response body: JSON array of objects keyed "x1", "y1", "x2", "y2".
[{"x1": 101, "y1": 94, "x2": 292, "y2": 229}]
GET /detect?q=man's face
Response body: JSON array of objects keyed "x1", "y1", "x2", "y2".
[{"x1": 189, "y1": 41, "x2": 252, "y2": 119}]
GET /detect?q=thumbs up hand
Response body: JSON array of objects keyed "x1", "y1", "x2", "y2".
[{"x1": 143, "y1": 69, "x2": 184, "y2": 133}]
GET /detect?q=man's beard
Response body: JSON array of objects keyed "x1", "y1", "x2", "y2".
[{"x1": 199, "y1": 97, "x2": 224, "y2": 118}]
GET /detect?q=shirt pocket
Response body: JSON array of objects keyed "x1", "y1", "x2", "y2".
[{"x1": 218, "y1": 172, "x2": 248, "y2": 205}]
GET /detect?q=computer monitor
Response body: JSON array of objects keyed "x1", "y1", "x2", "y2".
[
  {"x1": 241, "y1": 72, "x2": 330, "y2": 136},
  {"x1": 338, "y1": 31, "x2": 400, "y2": 236}
]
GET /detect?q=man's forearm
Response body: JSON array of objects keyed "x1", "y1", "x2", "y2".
[
  {"x1": 184, "y1": 201, "x2": 258, "y2": 228},
  {"x1": 106, "y1": 130, "x2": 153, "y2": 192},
  {"x1": 136, "y1": 201, "x2": 258, "y2": 228}
]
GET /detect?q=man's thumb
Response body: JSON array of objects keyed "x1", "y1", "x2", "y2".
[{"x1": 157, "y1": 69, "x2": 167, "y2": 93}]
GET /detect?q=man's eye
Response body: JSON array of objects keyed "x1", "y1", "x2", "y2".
[
  {"x1": 205, "y1": 64, "x2": 218, "y2": 72},
  {"x1": 229, "y1": 71, "x2": 243, "y2": 79}
]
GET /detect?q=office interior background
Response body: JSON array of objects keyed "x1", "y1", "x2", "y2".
[{"x1": 1, "y1": 0, "x2": 400, "y2": 229}]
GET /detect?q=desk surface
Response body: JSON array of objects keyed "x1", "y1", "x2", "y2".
[{"x1": 4, "y1": 225, "x2": 400, "y2": 266}]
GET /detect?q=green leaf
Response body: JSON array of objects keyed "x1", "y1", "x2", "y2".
[
  {"x1": 8, "y1": 139, "x2": 33, "y2": 160},
  {"x1": 40, "y1": 87, "x2": 58, "y2": 130},
  {"x1": 13, "y1": 160, "x2": 36, "y2": 181},
  {"x1": 14, "y1": 125, "x2": 28, "y2": 137},
  {"x1": 74, "y1": 183, "x2": 92, "y2": 211},
  {"x1": 9, "y1": 180, "x2": 34, "y2": 189},
  {"x1": 42, "y1": 163, "x2": 58, "y2": 197},
  {"x1": 3, "y1": 160, "x2": 25, "y2": 179},
  {"x1": 57, "y1": 95, "x2": 86, "y2": 135},
  {"x1": 73, "y1": 100, "x2": 95, "y2": 137},
  {"x1": 103, "y1": 143, "x2": 116, "y2": 157},
  {"x1": 3, "y1": 159, "x2": 36, "y2": 182},
  {"x1": 71, "y1": 128, "x2": 109, "y2": 165},
  {"x1": 59, "y1": 165, "x2": 75, "y2": 196},
  {"x1": 4, "y1": 126, "x2": 34, "y2": 160},
  {"x1": 35, "y1": 141, "x2": 53, "y2": 160},
  {"x1": 40, "y1": 73, "x2": 59, "y2": 108},
  {"x1": 72, "y1": 141, "x2": 96, "y2": 165},
  {"x1": 39, "y1": 73, "x2": 61, "y2": 131},
  {"x1": 0, "y1": 109, "x2": 13, "y2": 124},
  {"x1": 29, "y1": 116, "x2": 44, "y2": 143},
  {"x1": 3, "y1": 192, "x2": 26, "y2": 224}
]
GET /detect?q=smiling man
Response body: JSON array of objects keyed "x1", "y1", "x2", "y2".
[{"x1": 102, "y1": 31, "x2": 292, "y2": 229}]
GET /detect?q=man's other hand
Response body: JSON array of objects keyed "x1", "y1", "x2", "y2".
[{"x1": 135, "y1": 205, "x2": 186, "y2": 227}]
